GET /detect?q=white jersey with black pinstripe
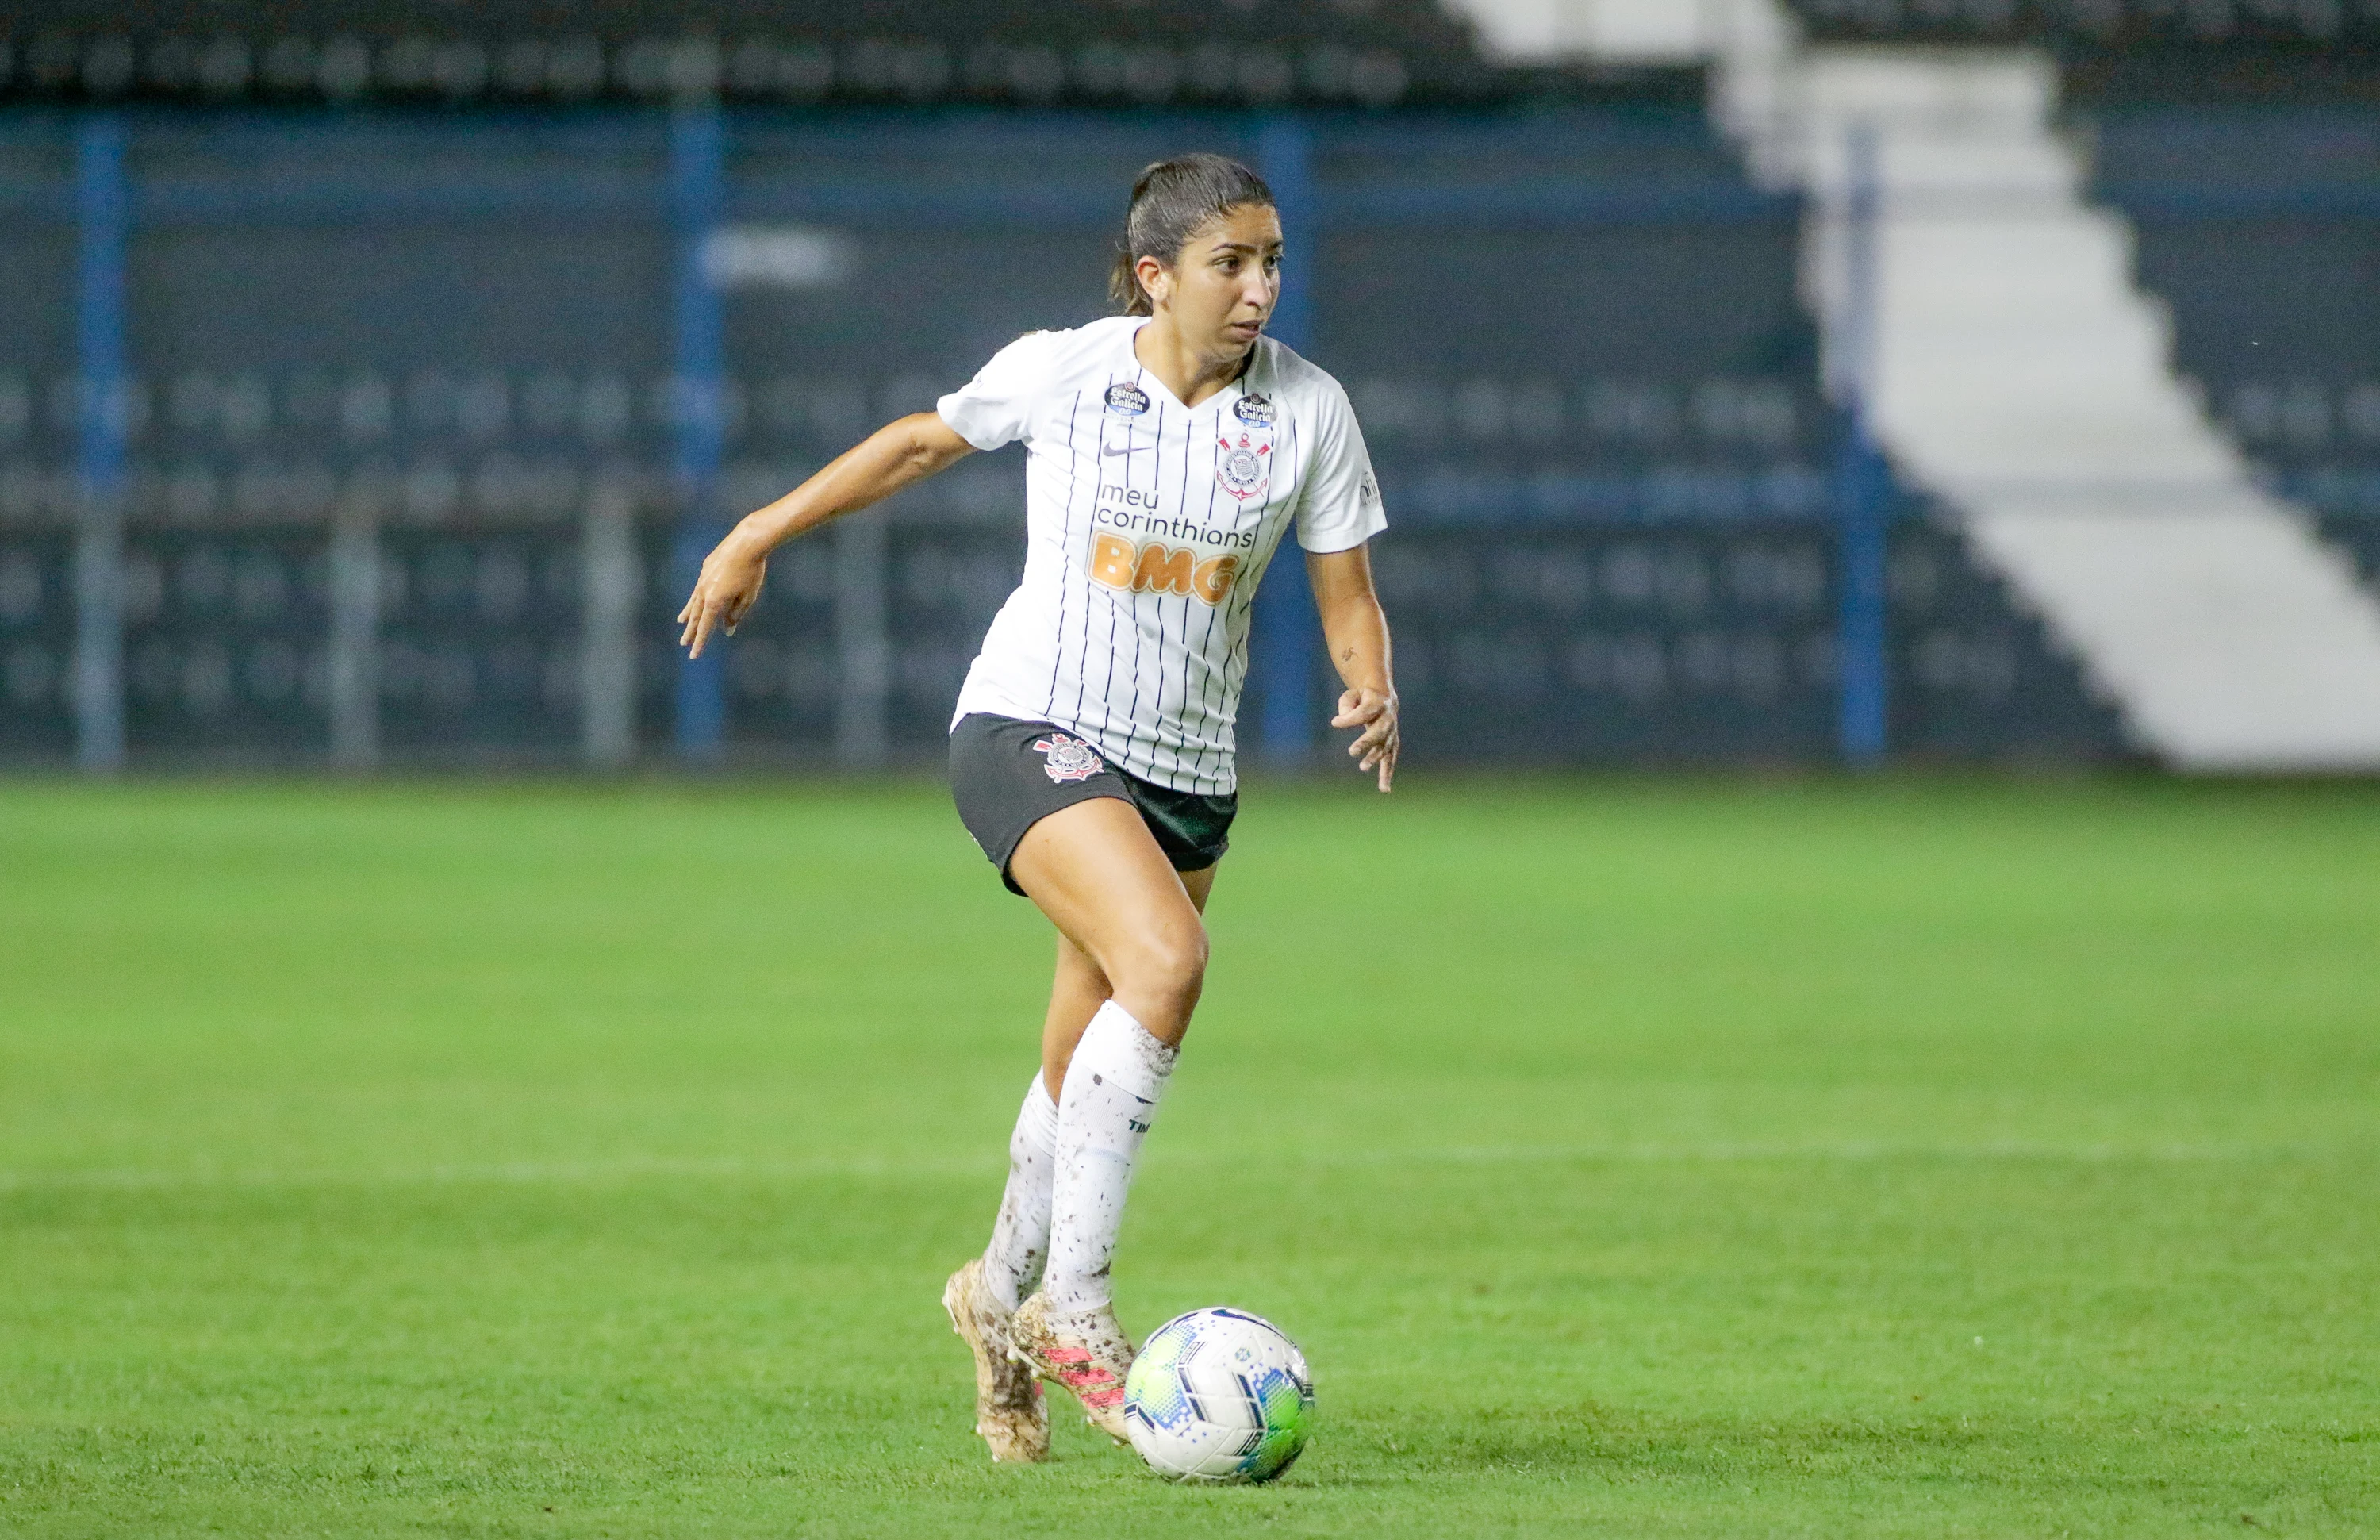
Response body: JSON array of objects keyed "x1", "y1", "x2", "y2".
[{"x1": 938, "y1": 315, "x2": 1385, "y2": 794}]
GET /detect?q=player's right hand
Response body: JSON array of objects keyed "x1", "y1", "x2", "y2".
[{"x1": 677, "y1": 533, "x2": 769, "y2": 659}]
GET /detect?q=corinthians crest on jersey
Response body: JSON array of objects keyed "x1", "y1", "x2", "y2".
[{"x1": 1215, "y1": 428, "x2": 1273, "y2": 501}]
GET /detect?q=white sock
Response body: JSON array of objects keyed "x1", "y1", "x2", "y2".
[
  {"x1": 981, "y1": 1072, "x2": 1060, "y2": 1312},
  {"x1": 1044, "y1": 999, "x2": 1178, "y2": 1317}
]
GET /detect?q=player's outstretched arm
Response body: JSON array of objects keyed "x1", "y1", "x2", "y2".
[
  {"x1": 1308, "y1": 543, "x2": 1399, "y2": 793},
  {"x1": 678, "y1": 412, "x2": 975, "y2": 658}
]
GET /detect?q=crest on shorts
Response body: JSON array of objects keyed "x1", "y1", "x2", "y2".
[
  {"x1": 1032, "y1": 733, "x2": 1105, "y2": 784},
  {"x1": 1105, "y1": 382, "x2": 1150, "y2": 417},
  {"x1": 1234, "y1": 393, "x2": 1276, "y2": 426},
  {"x1": 1215, "y1": 431, "x2": 1273, "y2": 501}
]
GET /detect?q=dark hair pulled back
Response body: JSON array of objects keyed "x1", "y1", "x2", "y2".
[{"x1": 1108, "y1": 154, "x2": 1275, "y2": 317}]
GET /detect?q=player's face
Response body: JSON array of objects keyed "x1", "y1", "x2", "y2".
[{"x1": 1151, "y1": 204, "x2": 1282, "y2": 358}]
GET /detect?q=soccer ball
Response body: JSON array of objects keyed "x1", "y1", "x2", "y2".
[{"x1": 1123, "y1": 1307, "x2": 1315, "y2": 1484}]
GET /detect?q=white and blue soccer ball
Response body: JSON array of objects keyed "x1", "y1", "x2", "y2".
[{"x1": 1124, "y1": 1307, "x2": 1315, "y2": 1484}]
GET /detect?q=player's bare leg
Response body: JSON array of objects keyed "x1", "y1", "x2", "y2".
[
  {"x1": 1001, "y1": 799, "x2": 1213, "y2": 1441},
  {"x1": 1011, "y1": 797, "x2": 1211, "y2": 1055},
  {"x1": 1040, "y1": 862, "x2": 1215, "y2": 1099}
]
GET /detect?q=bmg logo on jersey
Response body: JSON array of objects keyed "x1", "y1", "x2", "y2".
[{"x1": 1089, "y1": 533, "x2": 1242, "y2": 605}]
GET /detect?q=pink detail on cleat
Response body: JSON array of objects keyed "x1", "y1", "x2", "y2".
[
  {"x1": 1042, "y1": 1350, "x2": 1124, "y2": 1405},
  {"x1": 1008, "y1": 1292, "x2": 1136, "y2": 1442}
]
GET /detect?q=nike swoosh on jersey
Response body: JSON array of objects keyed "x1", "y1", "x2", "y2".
[{"x1": 1100, "y1": 443, "x2": 1140, "y2": 457}]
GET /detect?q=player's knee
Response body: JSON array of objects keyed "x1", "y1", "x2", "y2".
[{"x1": 1121, "y1": 924, "x2": 1207, "y2": 1013}]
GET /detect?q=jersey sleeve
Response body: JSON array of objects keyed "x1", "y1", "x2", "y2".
[
  {"x1": 1294, "y1": 378, "x2": 1388, "y2": 553},
  {"x1": 937, "y1": 331, "x2": 1058, "y2": 451}
]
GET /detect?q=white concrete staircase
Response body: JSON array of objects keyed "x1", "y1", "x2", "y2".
[{"x1": 1729, "y1": 39, "x2": 2380, "y2": 770}]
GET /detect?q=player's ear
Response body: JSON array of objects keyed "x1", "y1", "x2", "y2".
[{"x1": 1135, "y1": 253, "x2": 1169, "y2": 309}]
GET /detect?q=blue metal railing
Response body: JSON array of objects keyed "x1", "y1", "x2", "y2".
[
  {"x1": 1833, "y1": 121, "x2": 1887, "y2": 770},
  {"x1": 1253, "y1": 115, "x2": 1320, "y2": 766},
  {"x1": 71, "y1": 113, "x2": 129, "y2": 773}
]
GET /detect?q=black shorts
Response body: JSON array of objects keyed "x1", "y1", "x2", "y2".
[{"x1": 949, "y1": 712, "x2": 1236, "y2": 896}]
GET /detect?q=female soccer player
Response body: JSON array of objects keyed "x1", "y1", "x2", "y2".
[{"x1": 677, "y1": 154, "x2": 1396, "y2": 1462}]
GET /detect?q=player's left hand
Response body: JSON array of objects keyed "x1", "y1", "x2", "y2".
[{"x1": 1331, "y1": 686, "x2": 1399, "y2": 793}]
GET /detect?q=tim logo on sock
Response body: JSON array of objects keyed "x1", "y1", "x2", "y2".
[{"x1": 1032, "y1": 733, "x2": 1105, "y2": 784}]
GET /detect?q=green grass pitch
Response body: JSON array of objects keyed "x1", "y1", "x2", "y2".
[{"x1": 2, "y1": 775, "x2": 2374, "y2": 1537}]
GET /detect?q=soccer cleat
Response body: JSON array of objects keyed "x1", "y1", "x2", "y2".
[
  {"x1": 942, "y1": 1259, "x2": 1049, "y2": 1463},
  {"x1": 1008, "y1": 1290, "x2": 1137, "y2": 1444}
]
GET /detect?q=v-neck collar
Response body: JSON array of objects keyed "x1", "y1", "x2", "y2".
[{"x1": 1124, "y1": 319, "x2": 1261, "y2": 417}]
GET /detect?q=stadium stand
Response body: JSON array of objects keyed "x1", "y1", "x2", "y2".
[
  {"x1": 2082, "y1": 91, "x2": 2380, "y2": 609},
  {"x1": 0, "y1": 0, "x2": 2129, "y2": 767},
  {"x1": 1786, "y1": 0, "x2": 2380, "y2": 51},
  {"x1": 1770, "y1": 1, "x2": 2380, "y2": 604},
  {"x1": 1299, "y1": 112, "x2": 2118, "y2": 762},
  {"x1": 1733, "y1": 10, "x2": 2380, "y2": 768},
  {"x1": 0, "y1": 0, "x2": 1685, "y2": 111}
]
